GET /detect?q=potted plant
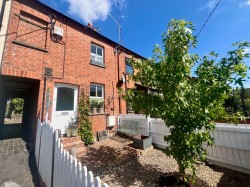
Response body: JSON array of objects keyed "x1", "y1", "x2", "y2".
[
  {"x1": 97, "y1": 99, "x2": 104, "y2": 113},
  {"x1": 66, "y1": 127, "x2": 71, "y2": 137},
  {"x1": 90, "y1": 99, "x2": 98, "y2": 113},
  {"x1": 66, "y1": 117, "x2": 78, "y2": 137},
  {"x1": 70, "y1": 126, "x2": 78, "y2": 137}
]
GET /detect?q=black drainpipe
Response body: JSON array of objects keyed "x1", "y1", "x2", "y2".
[{"x1": 0, "y1": 0, "x2": 6, "y2": 29}]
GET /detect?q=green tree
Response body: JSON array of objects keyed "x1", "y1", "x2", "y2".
[
  {"x1": 244, "y1": 88, "x2": 250, "y2": 99},
  {"x1": 224, "y1": 89, "x2": 242, "y2": 114},
  {"x1": 11, "y1": 98, "x2": 24, "y2": 114},
  {"x1": 78, "y1": 89, "x2": 94, "y2": 145},
  {"x1": 125, "y1": 19, "x2": 249, "y2": 182},
  {"x1": 224, "y1": 88, "x2": 250, "y2": 116}
]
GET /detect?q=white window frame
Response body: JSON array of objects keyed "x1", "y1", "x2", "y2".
[
  {"x1": 91, "y1": 43, "x2": 104, "y2": 65},
  {"x1": 125, "y1": 58, "x2": 133, "y2": 74},
  {"x1": 90, "y1": 83, "x2": 104, "y2": 99}
]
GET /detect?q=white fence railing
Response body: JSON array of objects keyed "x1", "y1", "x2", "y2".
[
  {"x1": 35, "y1": 118, "x2": 108, "y2": 187},
  {"x1": 148, "y1": 118, "x2": 171, "y2": 149},
  {"x1": 205, "y1": 123, "x2": 250, "y2": 173},
  {"x1": 118, "y1": 114, "x2": 250, "y2": 174}
]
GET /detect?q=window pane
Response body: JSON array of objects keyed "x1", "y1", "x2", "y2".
[
  {"x1": 97, "y1": 47, "x2": 102, "y2": 56},
  {"x1": 126, "y1": 58, "x2": 130, "y2": 65},
  {"x1": 126, "y1": 58, "x2": 133, "y2": 74},
  {"x1": 97, "y1": 85, "x2": 103, "y2": 97},
  {"x1": 126, "y1": 64, "x2": 133, "y2": 74},
  {"x1": 91, "y1": 45, "x2": 96, "y2": 54},
  {"x1": 90, "y1": 85, "x2": 96, "y2": 97},
  {"x1": 56, "y1": 87, "x2": 74, "y2": 111}
]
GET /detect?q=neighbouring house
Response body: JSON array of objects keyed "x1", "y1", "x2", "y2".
[{"x1": 0, "y1": 0, "x2": 145, "y2": 140}]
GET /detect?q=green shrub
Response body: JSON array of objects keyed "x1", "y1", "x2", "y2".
[{"x1": 78, "y1": 89, "x2": 94, "y2": 145}]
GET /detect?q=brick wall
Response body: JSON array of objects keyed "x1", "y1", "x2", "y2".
[{"x1": 1, "y1": 0, "x2": 140, "y2": 137}]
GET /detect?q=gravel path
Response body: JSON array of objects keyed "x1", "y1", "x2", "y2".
[{"x1": 99, "y1": 148, "x2": 250, "y2": 187}]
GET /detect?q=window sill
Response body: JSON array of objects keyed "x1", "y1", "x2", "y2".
[
  {"x1": 89, "y1": 113, "x2": 107, "y2": 116},
  {"x1": 90, "y1": 62, "x2": 105, "y2": 68}
]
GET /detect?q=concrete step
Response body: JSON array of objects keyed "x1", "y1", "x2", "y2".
[
  {"x1": 60, "y1": 136, "x2": 88, "y2": 159},
  {"x1": 61, "y1": 136, "x2": 81, "y2": 144}
]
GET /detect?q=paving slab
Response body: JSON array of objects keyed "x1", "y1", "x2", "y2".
[{"x1": 0, "y1": 125, "x2": 40, "y2": 187}]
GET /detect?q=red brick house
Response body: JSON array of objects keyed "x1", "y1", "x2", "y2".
[{"x1": 0, "y1": 0, "x2": 145, "y2": 139}]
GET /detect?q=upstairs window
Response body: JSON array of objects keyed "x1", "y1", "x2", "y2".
[
  {"x1": 91, "y1": 43, "x2": 104, "y2": 67},
  {"x1": 126, "y1": 58, "x2": 133, "y2": 74}
]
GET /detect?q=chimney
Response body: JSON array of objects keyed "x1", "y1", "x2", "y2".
[{"x1": 87, "y1": 23, "x2": 93, "y2": 29}]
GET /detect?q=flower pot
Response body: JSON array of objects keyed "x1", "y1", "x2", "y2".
[
  {"x1": 71, "y1": 126, "x2": 78, "y2": 137},
  {"x1": 92, "y1": 107, "x2": 97, "y2": 114},
  {"x1": 132, "y1": 135, "x2": 152, "y2": 150},
  {"x1": 97, "y1": 107, "x2": 104, "y2": 113},
  {"x1": 66, "y1": 128, "x2": 71, "y2": 137}
]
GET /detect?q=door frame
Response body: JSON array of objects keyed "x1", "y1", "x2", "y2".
[{"x1": 51, "y1": 83, "x2": 79, "y2": 129}]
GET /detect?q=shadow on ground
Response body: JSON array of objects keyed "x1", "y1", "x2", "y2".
[
  {"x1": 79, "y1": 140, "x2": 250, "y2": 187},
  {"x1": 207, "y1": 163, "x2": 250, "y2": 187},
  {"x1": 78, "y1": 138, "x2": 209, "y2": 187}
]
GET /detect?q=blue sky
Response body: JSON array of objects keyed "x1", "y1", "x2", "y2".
[{"x1": 41, "y1": 0, "x2": 250, "y2": 86}]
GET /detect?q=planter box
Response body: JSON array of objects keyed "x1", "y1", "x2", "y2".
[{"x1": 132, "y1": 135, "x2": 152, "y2": 150}]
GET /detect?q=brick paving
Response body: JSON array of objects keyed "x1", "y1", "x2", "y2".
[
  {"x1": 0, "y1": 125, "x2": 40, "y2": 187},
  {"x1": 78, "y1": 136, "x2": 143, "y2": 176}
]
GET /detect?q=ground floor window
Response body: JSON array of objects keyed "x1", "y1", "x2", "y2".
[{"x1": 90, "y1": 83, "x2": 105, "y2": 113}]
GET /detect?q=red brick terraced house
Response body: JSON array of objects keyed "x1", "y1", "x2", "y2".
[{"x1": 0, "y1": 0, "x2": 146, "y2": 140}]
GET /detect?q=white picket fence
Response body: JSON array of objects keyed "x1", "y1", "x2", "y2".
[
  {"x1": 35, "y1": 117, "x2": 108, "y2": 187},
  {"x1": 118, "y1": 114, "x2": 250, "y2": 174}
]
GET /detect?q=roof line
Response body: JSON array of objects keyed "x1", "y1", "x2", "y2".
[{"x1": 36, "y1": 0, "x2": 146, "y2": 59}]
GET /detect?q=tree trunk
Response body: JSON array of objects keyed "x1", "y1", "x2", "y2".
[{"x1": 178, "y1": 162, "x2": 185, "y2": 176}]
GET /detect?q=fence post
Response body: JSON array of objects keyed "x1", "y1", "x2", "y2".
[
  {"x1": 82, "y1": 166, "x2": 88, "y2": 187},
  {"x1": 88, "y1": 171, "x2": 94, "y2": 187},
  {"x1": 51, "y1": 129, "x2": 60, "y2": 187},
  {"x1": 94, "y1": 177, "x2": 101, "y2": 187},
  {"x1": 37, "y1": 121, "x2": 43, "y2": 170},
  {"x1": 147, "y1": 116, "x2": 150, "y2": 136}
]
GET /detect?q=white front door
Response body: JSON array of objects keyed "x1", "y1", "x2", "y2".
[{"x1": 51, "y1": 83, "x2": 78, "y2": 134}]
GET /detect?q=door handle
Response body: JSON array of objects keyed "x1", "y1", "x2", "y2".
[{"x1": 61, "y1": 112, "x2": 69, "y2": 115}]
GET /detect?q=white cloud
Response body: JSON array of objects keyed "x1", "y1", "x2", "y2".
[
  {"x1": 65, "y1": 0, "x2": 126, "y2": 23},
  {"x1": 198, "y1": 0, "x2": 218, "y2": 12},
  {"x1": 207, "y1": 0, "x2": 218, "y2": 10},
  {"x1": 239, "y1": 0, "x2": 250, "y2": 8}
]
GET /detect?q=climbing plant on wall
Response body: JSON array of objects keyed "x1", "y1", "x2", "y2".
[{"x1": 78, "y1": 89, "x2": 94, "y2": 145}]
